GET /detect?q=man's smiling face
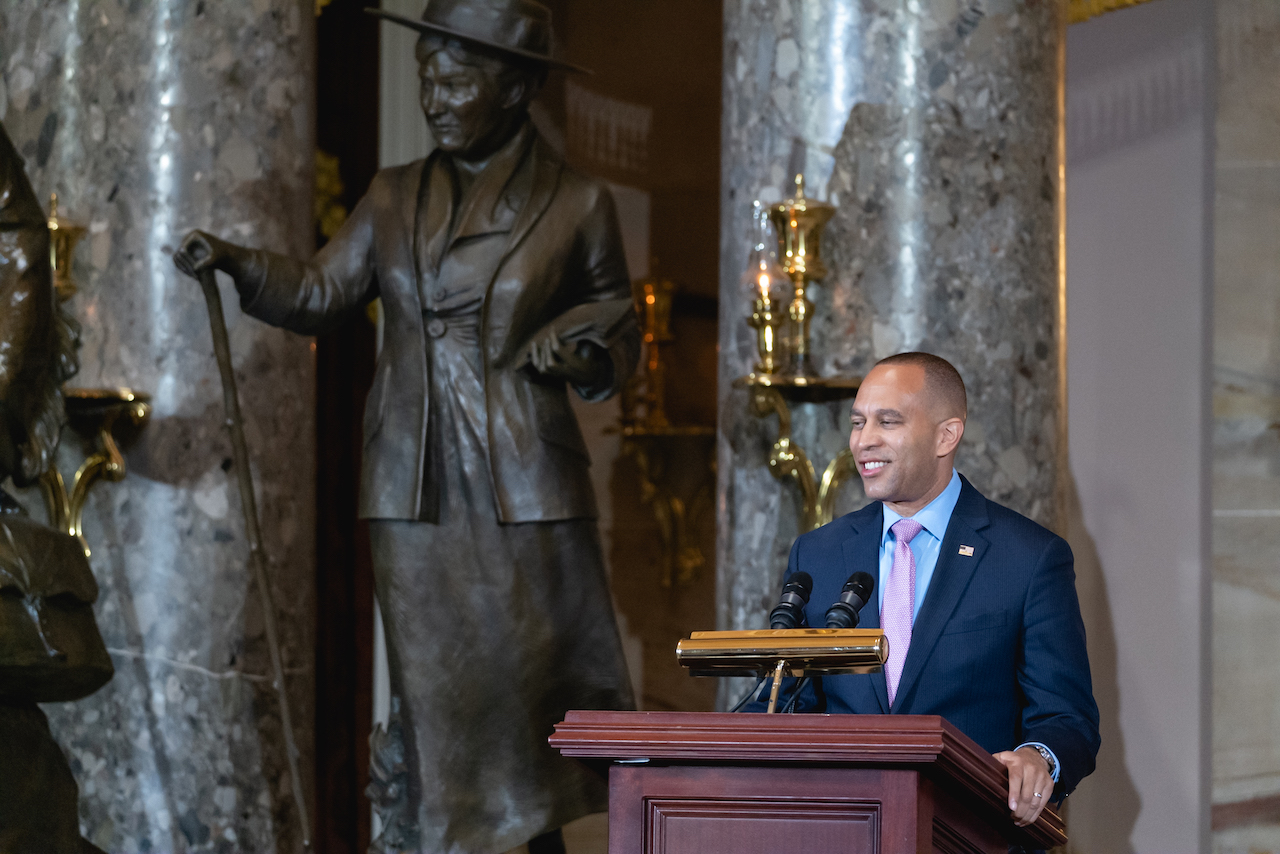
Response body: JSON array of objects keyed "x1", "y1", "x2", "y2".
[{"x1": 849, "y1": 363, "x2": 962, "y2": 516}]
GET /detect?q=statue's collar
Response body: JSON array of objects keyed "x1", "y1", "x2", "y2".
[
  {"x1": 417, "y1": 121, "x2": 539, "y2": 274},
  {"x1": 432, "y1": 121, "x2": 537, "y2": 243}
]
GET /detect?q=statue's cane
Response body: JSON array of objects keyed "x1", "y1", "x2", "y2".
[{"x1": 195, "y1": 268, "x2": 312, "y2": 851}]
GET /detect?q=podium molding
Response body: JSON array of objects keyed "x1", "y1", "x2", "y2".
[{"x1": 550, "y1": 710, "x2": 1066, "y2": 853}]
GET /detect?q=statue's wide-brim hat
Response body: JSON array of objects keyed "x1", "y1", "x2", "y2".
[{"x1": 366, "y1": 0, "x2": 590, "y2": 74}]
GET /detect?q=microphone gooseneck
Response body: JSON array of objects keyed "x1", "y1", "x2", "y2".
[
  {"x1": 769, "y1": 571, "x2": 814, "y2": 629},
  {"x1": 824, "y1": 571, "x2": 876, "y2": 629}
]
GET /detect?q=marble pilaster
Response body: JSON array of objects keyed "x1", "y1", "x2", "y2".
[
  {"x1": 0, "y1": 2, "x2": 316, "y2": 852},
  {"x1": 1211, "y1": 1, "x2": 1280, "y2": 846},
  {"x1": 718, "y1": 1, "x2": 1064, "y2": 646}
]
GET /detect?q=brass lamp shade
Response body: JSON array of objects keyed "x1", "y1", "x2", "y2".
[{"x1": 676, "y1": 628, "x2": 887, "y2": 678}]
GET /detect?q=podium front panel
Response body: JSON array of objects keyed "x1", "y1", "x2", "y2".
[
  {"x1": 609, "y1": 764, "x2": 1005, "y2": 854},
  {"x1": 648, "y1": 799, "x2": 878, "y2": 853}
]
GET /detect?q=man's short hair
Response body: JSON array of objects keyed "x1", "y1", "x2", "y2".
[{"x1": 875, "y1": 352, "x2": 967, "y2": 420}]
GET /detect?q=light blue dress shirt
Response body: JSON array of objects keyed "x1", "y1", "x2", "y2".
[
  {"x1": 877, "y1": 469, "x2": 962, "y2": 618},
  {"x1": 874, "y1": 468, "x2": 1060, "y2": 784}
]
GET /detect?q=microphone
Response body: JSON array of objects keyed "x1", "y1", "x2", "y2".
[
  {"x1": 824, "y1": 571, "x2": 876, "y2": 629},
  {"x1": 768, "y1": 572, "x2": 813, "y2": 629}
]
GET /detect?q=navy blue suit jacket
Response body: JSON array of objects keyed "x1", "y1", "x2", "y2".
[{"x1": 764, "y1": 476, "x2": 1099, "y2": 797}]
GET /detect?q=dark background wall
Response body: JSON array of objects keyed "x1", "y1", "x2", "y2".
[
  {"x1": 314, "y1": 2, "x2": 379, "y2": 852},
  {"x1": 539, "y1": 0, "x2": 724, "y2": 715}
]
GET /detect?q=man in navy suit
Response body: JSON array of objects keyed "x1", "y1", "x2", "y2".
[{"x1": 766, "y1": 352, "x2": 1099, "y2": 829}]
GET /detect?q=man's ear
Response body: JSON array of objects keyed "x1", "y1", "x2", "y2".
[
  {"x1": 502, "y1": 68, "x2": 546, "y2": 110},
  {"x1": 502, "y1": 79, "x2": 528, "y2": 110},
  {"x1": 936, "y1": 417, "x2": 965, "y2": 458},
  {"x1": 503, "y1": 74, "x2": 543, "y2": 110}
]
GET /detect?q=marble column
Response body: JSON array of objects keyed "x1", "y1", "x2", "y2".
[
  {"x1": 0, "y1": 2, "x2": 316, "y2": 852},
  {"x1": 718, "y1": 2, "x2": 1065, "y2": 645}
]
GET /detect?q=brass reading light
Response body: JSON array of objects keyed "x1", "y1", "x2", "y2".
[{"x1": 676, "y1": 627, "x2": 887, "y2": 713}]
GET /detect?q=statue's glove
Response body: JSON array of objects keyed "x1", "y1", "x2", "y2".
[
  {"x1": 173, "y1": 230, "x2": 248, "y2": 280},
  {"x1": 528, "y1": 331, "x2": 607, "y2": 389}
]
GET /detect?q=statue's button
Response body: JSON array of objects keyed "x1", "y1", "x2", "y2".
[
  {"x1": 433, "y1": 288, "x2": 447, "y2": 301},
  {"x1": 426, "y1": 318, "x2": 447, "y2": 338}
]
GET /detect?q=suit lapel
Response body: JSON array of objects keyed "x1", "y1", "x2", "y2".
[
  {"x1": 448, "y1": 122, "x2": 534, "y2": 246},
  {"x1": 408, "y1": 152, "x2": 440, "y2": 290},
  {"x1": 893, "y1": 479, "x2": 991, "y2": 709},
  {"x1": 839, "y1": 504, "x2": 889, "y2": 714},
  {"x1": 420, "y1": 156, "x2": 457, "y2": 275},
  {"x1": 493, "y1": 136, "x2": 561, "y2": 273}
]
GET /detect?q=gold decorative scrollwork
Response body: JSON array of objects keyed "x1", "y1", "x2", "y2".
[
  {"x1": 747, "y1": 381, "x2": 859, "y2": 531},
  {"x1": 621, "y1": 425, "x2": 715, "y2": 588},
  {"x1": 1067, "y1": 0, "x2": 1158, "y2": 24},
  {"x1": 41, "y1": 388, "x2": 151, "y2": 555}
]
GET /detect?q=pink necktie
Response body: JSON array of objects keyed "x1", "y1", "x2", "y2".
[{"x1": 884, "y1": 518, "x2": 924, "y2": 708}]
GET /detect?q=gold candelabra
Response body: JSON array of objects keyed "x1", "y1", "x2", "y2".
[
  {"x1": 767, "y1": 174, "x2": 835, "y2": 379},
  {"x1": 38, "y1": 193, "x2": 152, "y2": 555},
  {"x1": 737, "y1": 182, "x2": 858, "y2": 530},
  {"x1": 624, "y1": 277, "x2": 676, "y2": 431},
  {"x1": 619, "y1": 277, "x2": 715, "y2": 588}
]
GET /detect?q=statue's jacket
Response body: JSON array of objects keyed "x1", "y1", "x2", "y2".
[{"x1": 237, "y1": 122, "x2": 638, "y2": 523}]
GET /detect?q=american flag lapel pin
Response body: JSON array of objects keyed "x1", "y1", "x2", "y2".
[{"x1": 958, "y1": 545, "x2": 975, "y2": 557}]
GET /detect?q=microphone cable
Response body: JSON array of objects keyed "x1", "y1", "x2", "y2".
[
  {"x1": 781, "y1": 677, "x2": 810, "y2": 713},
  {"x1": 729, "y1": 677, "x2": 767, "y2": 712}
]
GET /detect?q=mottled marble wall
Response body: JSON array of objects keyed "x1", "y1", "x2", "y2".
[
  {"x1": 0, "y1": 2, "x2": 316, "y2": 852},
  {"x1": 718, "y1": 0, "x2": 1064, "y2": 643},
  {"x1": 1212, "y1": 0, "x2": 1280, "y2": 847}
]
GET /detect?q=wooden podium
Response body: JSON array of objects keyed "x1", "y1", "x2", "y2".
[{"x1": 550, "y1": 711, "x2": 1066, "y2": 853}]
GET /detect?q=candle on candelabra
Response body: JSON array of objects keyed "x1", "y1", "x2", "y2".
[{"x1": 743, "y1": 200, "x2": 787, "y2": 377}]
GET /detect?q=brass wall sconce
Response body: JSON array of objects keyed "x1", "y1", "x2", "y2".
[
  {"x1": 737, "y1": 181, "x2": 858, "y2": 530},
  {"x1": 620, "y1": 432, "x2": 713, "y2": 589},
  {"x1": 620, "y1": 277, "x2": 715, "y2": 588},
  {"x1": 40, "y1": 196, "x2": 152, "y2": 555},
  {"x1": 768, "y1": 174, "x2": 834, "y2": 380},
  {"x1": 625, "y1": 277, "x2": 676, "y2": 431},
  {"x1": 740, "y1": 380, "x2": 858, "y2": 531},
  {"x1": 47, "y1": 193, "x2": 86, "y2": 304},
  {"x1": 41, "y1": 388, "x2": 152, "y2": 556}
]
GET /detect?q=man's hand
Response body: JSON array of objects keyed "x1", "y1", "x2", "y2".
[
  {"x1": 528, "y1": 331, "x2": 604, "y2": 388},
  {"x1": 994, "y1": 746, "x2": 1053, "y2": 827},
  {"x1": 173, "y1": 230, "x2": 243, "y2": 280}
]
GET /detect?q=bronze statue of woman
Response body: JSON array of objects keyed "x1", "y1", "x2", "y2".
[{"x1": 174, "y1": 2, "x2": 636, "y2": 852}]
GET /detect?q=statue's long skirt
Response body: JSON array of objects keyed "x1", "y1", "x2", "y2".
[{"x1": 367, "y1": 312, "x2": 634, "y2": 854}]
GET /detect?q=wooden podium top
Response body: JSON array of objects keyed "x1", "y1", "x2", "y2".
[{"x1": 550, "y1": 710, "x2": 1066, "y2": 849}]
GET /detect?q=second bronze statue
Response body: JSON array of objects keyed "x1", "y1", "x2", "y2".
[{"x1": 173, "y1": 2, "x2": 638, "y2": 853}]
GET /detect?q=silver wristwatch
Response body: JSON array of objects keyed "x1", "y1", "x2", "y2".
[{"x1": 1031, "y1": 744, "x2": 1057, "y2": 777}]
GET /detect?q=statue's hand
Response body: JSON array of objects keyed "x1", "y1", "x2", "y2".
[
  {"x1": 173, "y1": 230, "x2": 240, "y2": 280},
  {"x1": 528, "y1": 331, "x2": 604, "y2": 388}
]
